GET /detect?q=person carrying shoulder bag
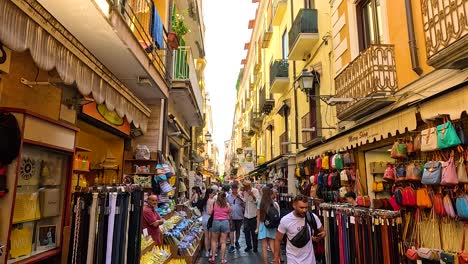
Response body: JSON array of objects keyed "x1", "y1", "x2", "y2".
[{"x1": 273, "y1": 194, "x2": 326, "y2": 264}]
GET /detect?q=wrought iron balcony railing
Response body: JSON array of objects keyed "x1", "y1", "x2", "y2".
[
  {"x1": 335, "y1": 44, "x2": 397, "y2": 119},
  {"x1": 288, "y1": 9, "x2": 318, "y2": 53},
  {"x1": 116, "y1": 0, "x2": 170, "y2": 82},
  {"x1": 421, "y1": 0, "x2": 468, "y2": 67},
  {"x1": 270, "y1": 59, "x2": 289, "y2": 87},
  {"x1": 259, "y1": 88, "x2": 275, "y2": 114},
  {"x1": 172, "y1": 46, "x2": 203, "y2": 113}
]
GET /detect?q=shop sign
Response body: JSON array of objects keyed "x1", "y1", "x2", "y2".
[
  {"x1": 347, "y1": 130, "x2": 379, "y2": 144},
  {"x1": 0, "y1": 43, "x2": 11, "y2": 73},
  {"x1": 82, "y1": 102, "x2": 130, "y2": 135}
]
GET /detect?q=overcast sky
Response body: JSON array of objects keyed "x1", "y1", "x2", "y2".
[{"x1": 203, "y1": 0, "x2": 258, "y2": 166}]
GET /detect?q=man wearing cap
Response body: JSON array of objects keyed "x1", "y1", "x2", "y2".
[
  {"x1": 239, "y1": 180, "x2": 260, "y2": 252},
  {"x1": 227, "y1": 183, "x2": 244, "y2": 252}
]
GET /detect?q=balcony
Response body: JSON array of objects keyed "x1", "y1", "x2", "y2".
[
  {"x1": 335, "y1": 45, "x2": 397, "y2": 121},
  {"x1": 288, "y1": 9, "x2": 319, "y2": 61},
  {"x1": 421, "y1": 0, "x2": 468, "y2": 68},
  {"x1": 279, "y1": 132, "x2": 288, "y2": 155},
  {"x1": 250, "y1": 110, "x2": 262, "y2": 130},
  {"x1": 37, "y1": 0, "x2": 171, "y2": 101},
  {"x1": 259, "y1": 88, "x2": 275, "y2": 114},
  {"x1": 262, "y1": 25, "x2": 273, "y2": 48},
  {"x1": 171, "y1": 47, "x2": 203, "y2": 126},
  {"x1": 272, "y1": 0, "x2": 287, "y2": 26},
  {"x1": 270, "y1": 59, "x2": 289, "y2": 94},
  {"x1": 301, "y1": 112, "x2": 322, "y2": 147}
]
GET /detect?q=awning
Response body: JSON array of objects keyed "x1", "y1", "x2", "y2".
[
  {"x1": 0, "y1": 0, "x2": 150, "y2": 132},
  {"x1": 296, "y1": 107, "x2": 418, "y2": 163},
  {"x1": 419, "y1": 84, "x2": 468, "y2": 121}
]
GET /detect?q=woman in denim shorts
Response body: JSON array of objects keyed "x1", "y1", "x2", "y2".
[{"x1": 209, "y1": 191, "x2": 231, "y2": 264}]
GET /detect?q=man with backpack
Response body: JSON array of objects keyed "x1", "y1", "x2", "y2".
[{"x1": 273, "y1": 194, "x2": 326, "y2": 264}]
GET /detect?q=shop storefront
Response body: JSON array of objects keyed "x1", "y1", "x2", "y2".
[
  {"x1": 294, "y1": 83, "x2": 468, "y2": 263},
  {"x1": 0, "y1": 1, "x2": 150, "y2": 263}
]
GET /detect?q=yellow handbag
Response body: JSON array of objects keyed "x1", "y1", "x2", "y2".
[
  {"x1": 372, "y1": 181, "x2": 384, "y2": 192},
  {"x1": 416, "y1": 188, "x2": 432, "y2": 208}
]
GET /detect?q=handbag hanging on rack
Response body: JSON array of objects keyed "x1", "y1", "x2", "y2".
[
  {"x1": 441, "y1": 151, "x2": 459, "y2": 185},
  {"x1": 421, "y1": 126, "x2": 438, "y2": 152},
  {"x1": 437, "y1": 118, "x2": 462, "y2": 149},
  {"x1": 390, "y1": 139, "x2": 407, "y2": 159}
]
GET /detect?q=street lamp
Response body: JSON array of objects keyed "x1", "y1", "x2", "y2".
[
  {"x1": 205, "y1": 131, "x2": 212, "y2": 143},
  {"x1": 296, "y1": 69, "x2": 320, "y2": 93}
]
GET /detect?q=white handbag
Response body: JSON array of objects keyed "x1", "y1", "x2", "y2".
[{"x1": 420, "y1": 127, "x2": 438, "y2": 152}]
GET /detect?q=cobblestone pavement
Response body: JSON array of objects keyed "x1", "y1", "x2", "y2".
[{"x1": 195, "y1": 230, "x2": 285, "y2": 264}]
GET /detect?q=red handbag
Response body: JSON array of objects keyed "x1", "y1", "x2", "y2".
[
  {"x1": 433, "y1": 193, "x2": 446, "y2": 216},
  {"x1": 357, "y1": 196, "x2": 371, "y2": 207},
  {"x1": 402, "y1": 187, "x2": 417, "y2": 207},
  {"x1": 389, "y1": 195, "x2": 401, "y2": 211},
  {"x1": 406, "y1": 247, "x2": 419, "y2": 261}
]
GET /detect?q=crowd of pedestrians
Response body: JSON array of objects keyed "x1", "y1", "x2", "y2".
[{"x1": 198, "y1": 180, "x2": 327, "y2": 264}]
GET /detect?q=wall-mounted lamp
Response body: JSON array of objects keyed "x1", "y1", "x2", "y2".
[
  {"x1": 296, "y1": 69, "x2": 320, "y2": 93},
  {"x1": 205, "y1": 131, "x2": 212, "y2": 143}
]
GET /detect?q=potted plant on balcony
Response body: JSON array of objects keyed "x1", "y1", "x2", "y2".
[{"x1": 171, "y1": 7, "x2": 190, "y2": 47}]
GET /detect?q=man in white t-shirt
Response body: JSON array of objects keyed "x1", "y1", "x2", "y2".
[{"x1": 273, "y1": 194, "x2": 326, "y2": 264}]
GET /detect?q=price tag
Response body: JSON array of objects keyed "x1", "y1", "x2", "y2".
[
  {"x1": 331, "y1": 211, "x2": 334, "y2": 217},
  {"x1": 312, "y1": 205, "x2": 315, "y2": 210},
  {"x1": 350, "y1": 216, "x2": 355, "y2": 224},
  {"x1": 143, "y1": 228, "x2": 149, "y2": 237}
]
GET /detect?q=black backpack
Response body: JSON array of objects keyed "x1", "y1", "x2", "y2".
[
  {"x1": 0, "y1": 113, "x2": 21, "y2": 165},
  {"x1": 264, "y1": 203, "x2": 280, "y2": 228}
]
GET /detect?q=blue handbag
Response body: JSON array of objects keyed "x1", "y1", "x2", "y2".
[
  {"x1": 456, "y1": 195, "x2": 468, "y2": 218},
  {"x1": 437, "y1": 121, "x2": 461, "y2": 149},
  {"x1": 421, "y1": 161, "x2": 442, "y2": 185}
]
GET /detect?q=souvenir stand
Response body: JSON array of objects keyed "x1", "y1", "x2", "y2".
[{"x1": 121, "y1": 146, "x2": 202, "y2": 264}]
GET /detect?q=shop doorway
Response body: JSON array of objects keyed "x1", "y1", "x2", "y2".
[{"x1": 364, "y1": 146, "x2": 394, "y2": 202}]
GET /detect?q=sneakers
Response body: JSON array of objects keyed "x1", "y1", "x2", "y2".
[
  {"x1": 244, "y1": 247, "x2": 251, "y2": 252},
  {"x1": 228, "y1": 246, "x2": 235, "y2": 253},
  {"x1": 235, "y1": 242, "x2": 241, "y2": 249}
]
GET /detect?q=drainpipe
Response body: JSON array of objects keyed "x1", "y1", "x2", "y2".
[
  {"x1": 290, "y1": 0, "x2": 299, "y2": 152},
  {"x1": 405, "y1": 0, "x2": 423, "y2": 75}
]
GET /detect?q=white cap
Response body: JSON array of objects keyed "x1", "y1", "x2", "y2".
[{"x1": 211, "y1": 185, "x2": 219, "y2": 192}]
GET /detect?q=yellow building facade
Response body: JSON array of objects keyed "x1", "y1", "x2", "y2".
[{"x1": 230, "y1": 0, "x2": 468, "y2": 197}]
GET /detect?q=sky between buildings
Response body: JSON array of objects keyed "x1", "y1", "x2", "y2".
[{"x1": 203, "y1": 0, "x2": 258, "y2": 165}]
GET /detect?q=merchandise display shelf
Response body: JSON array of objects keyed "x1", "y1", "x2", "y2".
[
  {"x1": 140, "y1": 241, "x2": 155, "y2": 256},
  {"x1": 180, "y1": 232, "x2": 203, "y2": 264}
]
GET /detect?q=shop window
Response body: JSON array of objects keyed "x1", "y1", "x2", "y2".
[
  {"x1": 356, "y1": 0, "x2": 383, "y2": 51},
  {"x1": 9, "y1": 144, "x2": 68, "y2": 261}
]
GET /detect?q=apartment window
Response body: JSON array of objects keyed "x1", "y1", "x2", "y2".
[
  {"x1": 282, "y1": 29, "x2": 288, "y2": 59},
  {"x1": 356, "y1": 0, "x2": 383, "y2": 51}
]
